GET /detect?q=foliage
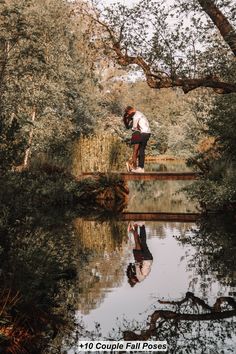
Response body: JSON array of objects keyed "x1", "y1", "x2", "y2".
[
  {"x1": 176, "y1": 214, "x2": 236, "y2": 288},
  {"x1": 98, "y1": 76, "x2": 205, "y2": 156},
  {"x1": 92, "y1": 0, "x2": 236, "y2": 93},
  {"x1": 0, "y1": 226, "x2": 78, "y2": 353},
  {"x1": 0, "y1": 0, "x2": 104, "y2": 172},
  {"x1": 0, "y1": 170, "x2": 128, "y2": 353},
  {"x1": 0, "y1": 169, "x2": 127, "y2": 220},
  {"x1": 186, "y1": 92, "x2": 236, "y2": 210}
]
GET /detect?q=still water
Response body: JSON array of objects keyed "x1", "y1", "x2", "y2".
[
  {"x1": 2, "y1": 163, "x2": 235, "y2": 353},
  {"x1": 67, "y1": 164, "x2": 236, "y2": 353}
]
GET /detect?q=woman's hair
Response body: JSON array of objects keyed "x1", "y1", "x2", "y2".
[
  {"x1": 125, "y1": 105, "x2": 135, "y2": 113},
  {"x1": 123, "y1": 106, "x2": 136, "y2": 129},
  {"x1": 123, "y1": 113, "x2": 132, "y2": 129},
  {"x1": 126, "y1": 263, "x2": 139, "y2": 287}
]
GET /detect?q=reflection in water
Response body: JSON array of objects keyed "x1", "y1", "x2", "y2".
[
  {"x1": 2, "y1": 162, "x2": 235, "y2": 352},
  {"x1": 176, "y1": 214, "x2": 236, "y2": 292},
  {"x1": 127, "y1": 180, "x2": 197, "y2": 213},
  {"x1": 0, "y1": 212, "x2": 79, "y2": 353},
  {"x1": 127, "y1": 223, "x2": 153, "y2": 287},
  {"x1": 123, "y1": 292, "x2": 236, "y2": 354},
  {"x1": 145, "y1": 161, "x2": 192, "y2": 172},
  {"x1": 72, "y1": 217, "x2": 236, "y2": 353},
  {"x1": 73, "y1": 219, "x2": 129, "y2": 314}
]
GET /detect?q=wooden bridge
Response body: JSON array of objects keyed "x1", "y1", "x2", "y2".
[
  {"x1": 120, "y1": 212, "x2": 200, "y2": 222},
  {"x1": 84, "y1": 212, "x2": 201, "y2": 223},
  {"x1": 81, "y1": 171, "x2": 200, "y2": 223},
  {"x1": 82, "y1": 171, "x2": 199, "y2": 181}
]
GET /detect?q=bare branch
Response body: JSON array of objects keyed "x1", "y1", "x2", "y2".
[{"x1": 123, "y1": 293, "x2": 236, "y2": 341}]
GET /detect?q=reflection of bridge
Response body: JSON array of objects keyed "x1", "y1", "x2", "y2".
[
  {"x1": 120, "y1": 212, "x2": 200, "y2": 222},
  {"x1": 82, "y1": 172, "x2": 199, "y2": 181}
]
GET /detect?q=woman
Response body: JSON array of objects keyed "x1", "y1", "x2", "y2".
[{"x1": 123, "y1": 106, "x2": 140, "y2": 172}]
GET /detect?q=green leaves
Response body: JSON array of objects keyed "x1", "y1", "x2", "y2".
[{"x1": 0, "y1": 0, "x2": 104, "y2": 171}]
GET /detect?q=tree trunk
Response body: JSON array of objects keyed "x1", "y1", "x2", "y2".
[
  {"x1": 197, "y1": 0, "x2": 236, "y2": 56},
  {"x1": 23, "y1": 108, "x2": 36, "y2": 168},
  {"x1": 0, "y1": 41, "x2": 10, "y2": 108}
]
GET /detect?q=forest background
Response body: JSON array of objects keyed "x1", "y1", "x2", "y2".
[
  {"x1": 0, "y1": 0, "x2": 236, "y2": 215},
  {"x1": 0, "y1": 1, "x2": 236, "y2": 352}
]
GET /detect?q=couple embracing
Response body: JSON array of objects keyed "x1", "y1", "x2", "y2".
[{"x1": 123, "y1": 106, "x2": 151, "y2": 173}]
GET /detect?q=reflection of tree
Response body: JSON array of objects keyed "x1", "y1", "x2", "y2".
[
  {"x1": 74, "y1": 220, "x2": 129, "y2": 314},
  {"x1": 122, "y1": 292, "x2": 236, "y2": 353},
  {"x1": 0, "y1": 213, "x2": 78, "y2": 353},
  {"x1": 147, "y1": 221, "x2": 193, "y2": 240},
  {"x1": 146, "y1": 162, "x2": 192, "y2": 173},
  {"x1": 74, "y1": 219, "x2": 127, "y2": 253},
  {"x1": 177, "y1": 215, "x2": 236, "y2": 289},
  {"x1": 127, "y1": 180, "x2": 196, "y2": 213}
]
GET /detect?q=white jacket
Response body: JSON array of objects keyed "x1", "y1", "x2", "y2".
[
  {"x1": 135, "y1": 260, "x2": 153, "y2": 282},
  {"x1": 132, "y1": 111, "x2": 151, "y2": 134}
]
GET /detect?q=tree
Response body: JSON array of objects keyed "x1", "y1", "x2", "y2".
[
  {"x1": 0, "y1": 0, "x2": 103, "y2": 171},
  {"x1": 85, "y1": 0, "x2": 236, "y2": 94},
  {"x1": 186, "y1": 92, "x2": 236, "y2": 209}
]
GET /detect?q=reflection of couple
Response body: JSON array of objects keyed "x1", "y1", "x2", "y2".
[{"x1": 127, "y1": 222, "x2": 153, "y2": 287}]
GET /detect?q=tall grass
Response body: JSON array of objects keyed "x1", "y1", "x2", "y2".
[
  {"x1": 71, "y1": 133, "x2": 130, "y2": 176},
  {"x1": 73, "y1": 219, "x2": 127, "y2": 253}
]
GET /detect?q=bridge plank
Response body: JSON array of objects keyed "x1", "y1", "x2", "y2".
[
  {"x1": 121, "y1": 212, "x2": 200, "y2": 222},
  {"x1": 81, "y1": 172, "x2": 199, "y2": 181}
]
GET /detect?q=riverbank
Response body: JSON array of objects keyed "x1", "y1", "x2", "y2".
[{"x1": 0, "y1": 168, "x2": 129, "y2": 223}]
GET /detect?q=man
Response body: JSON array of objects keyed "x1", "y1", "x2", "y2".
[{"x1": 124, "y1": 106, "x2": 151, "y2": 173}]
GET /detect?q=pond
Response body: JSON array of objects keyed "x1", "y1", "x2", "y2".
[
  {"x1": 66, "y1": 164, "x2": 236, "y2": 353},
  {"x1": 143, "y1": 160, "x2": 193, "y2": 173},
  {"x1": 68, "y1": 220, "x2": 236, "y2": 352},
  {"x1": 1, "y1": 162, "x2": 236, "y2": 354}
]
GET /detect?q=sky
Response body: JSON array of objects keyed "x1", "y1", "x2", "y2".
[{"x1": 99, "y1": 0, "x2": 175, "y2": 6}]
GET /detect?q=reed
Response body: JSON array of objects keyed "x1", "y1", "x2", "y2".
[{"x1": 71, "y1": 133, "x2": 130, "y2": 176}]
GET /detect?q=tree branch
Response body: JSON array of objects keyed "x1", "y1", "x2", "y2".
[
  {"x1": 79, "y1": 2, "x2": 236, "y2": 94},
  {"x1": 197, "y1": 0, "x2": 236, "y2": 56},
  {"x1": 112, "y1": 41, "x2": 236, "y2": 93},
  {"x1": 123, "y1": 293, "x2": 236, "y2": 341}
]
